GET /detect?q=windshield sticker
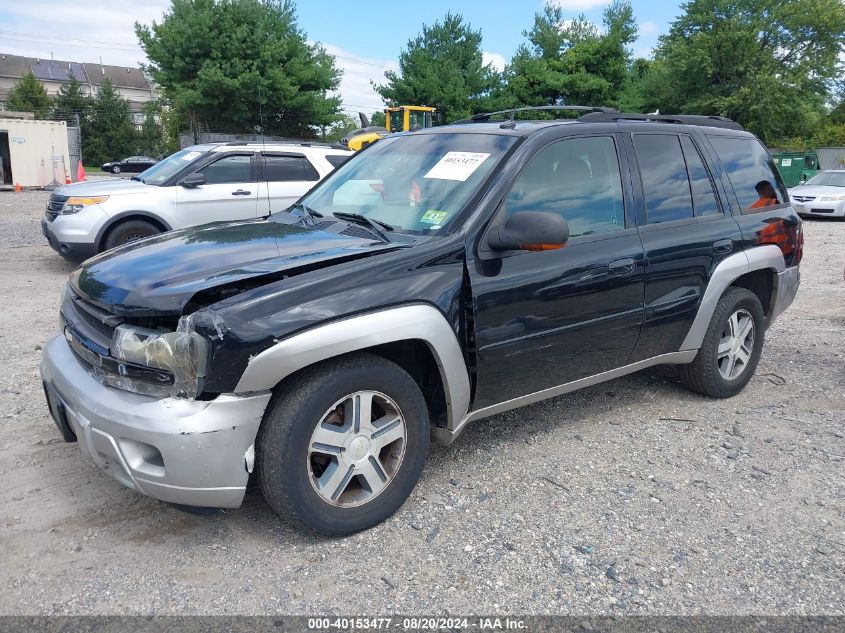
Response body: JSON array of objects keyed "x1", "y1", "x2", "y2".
[
  {"x1": 424, "y1": 152, "x2": 490, "y2": 181},
  {"x1": 420, "y1": 209, "x2": 448, "y2": 225},
  {"x1": 181, "y1": 151, "x2": 202, "y2": 161}
]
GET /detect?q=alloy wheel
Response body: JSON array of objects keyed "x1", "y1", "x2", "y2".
[
  {"x1": 307, "y1": 390, "x2": 406, "y2": 508},
  {"x1": 717, "y1": 308, "x2": 755, "y2": 380}
]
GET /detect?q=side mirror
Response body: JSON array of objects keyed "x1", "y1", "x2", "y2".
[
  {"x1": 180, "y1": 172, "x2": 206, "y2": 188},
  {"x1": 487, "y1": 211, "x2": 569, "y2": 252}
]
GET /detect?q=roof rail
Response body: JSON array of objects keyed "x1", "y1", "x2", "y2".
[
  {"x1": 578, "y1": 111, "x2": 744, "y2": 131},
  {"x1": 464, "y1": 105, "x2": 619, "y2": 123},
  {"x1": 222, "y1": 140, "x2": 349, "y2": 150}
]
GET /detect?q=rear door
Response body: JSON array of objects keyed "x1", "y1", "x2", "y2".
[
  {"x1": 256, "y1": 152, "x2": 322, "y2": 215},
  {"x1": 175, "y1": 152, "x2": 259, "y2": 228},
  {"x1": 469, "y1": 133, "x2": 646, "y2": 408},
  {"x1": 625, "y1": 131, "x2": 741, "y2": 362}
]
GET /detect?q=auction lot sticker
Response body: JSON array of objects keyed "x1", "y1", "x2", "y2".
[{"x1": 425, "y1": 152, "x2": 490, "y2": 181}]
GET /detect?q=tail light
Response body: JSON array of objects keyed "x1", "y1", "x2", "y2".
[{"x1": 758, "y1": 217, "x2": 801, "y2": 265}]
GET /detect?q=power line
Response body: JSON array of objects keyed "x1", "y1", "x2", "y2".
[{"x1": 2, "y1": 30, "x2": 392, "y2": 70}]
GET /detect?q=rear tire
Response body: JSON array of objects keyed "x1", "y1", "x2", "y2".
[
  {"x1": 678, "y1": 287, "x2": 765, "y2": 398},
  {"x1": 257, "y1": 353, "x2": 430, "y2": 536},
  {"x1": 102, "y1": 219, "x2": 160, "y2": 251}
]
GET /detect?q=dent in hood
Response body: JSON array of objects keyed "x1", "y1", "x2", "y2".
[{"x1": 71, "y1": 219, "x2": 399, "y2": 316}]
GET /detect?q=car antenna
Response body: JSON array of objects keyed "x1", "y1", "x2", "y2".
[{"x1": 258, "y1": 80, "x2": 271, "y2": 216}]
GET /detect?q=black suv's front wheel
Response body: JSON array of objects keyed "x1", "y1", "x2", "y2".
[
  {"x1": 679, "y1": 286, "x2": 765, "y2": 398},
  {"x1": 257, "y1": 353, "x2": 430, "y2": 535}
]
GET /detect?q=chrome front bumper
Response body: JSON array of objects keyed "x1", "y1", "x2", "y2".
[
  {"x1": 769, "y1": 265, "x2": 800, "y2": 325},
  {"x1": 39, "y1": 334, "x2": 272, "y2": 508}
]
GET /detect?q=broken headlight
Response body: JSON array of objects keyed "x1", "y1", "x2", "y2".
[{"x1": 111, "y1": 324, "x2": 210, "y2": 398}]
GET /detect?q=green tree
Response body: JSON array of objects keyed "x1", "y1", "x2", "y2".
[
  {"x1": 369, "y1": 111, "x2": 386, "y2": 127},
  {"x1": 374, "y1": 13, "x2": 499, "y2": 123},
  {"x1": 83, "y1": 78, "x2": 137, "y2": 165},
  {"x1": 643, "y1": 0, "x2": 845, "y2": 144},
  {"x1": 136, "y1": 0, "x2": 342, "y2": 137},
  {"x1": 137, "y1": 101, "x2": 164, "y2": 157},
  {"x1": 6, "y1": 72, "x2": 52, "y2": 118},
  {"x1": 322, "y1": 114, "x2": 359, "y2": 142},
  {"x1": 52, "y1": 74, "x2": 91, "y2": 124},
  {"x1": 497, "y1": 1, "x2": 638, "y2": 112}
]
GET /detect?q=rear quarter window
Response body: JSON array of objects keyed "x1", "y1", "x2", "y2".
[
  {"x1": 326, "y1": 154, "x2": 350, "y2": 169},
  {"x1": 708, "y1": 136, "x2": 788, "y2": 212}
]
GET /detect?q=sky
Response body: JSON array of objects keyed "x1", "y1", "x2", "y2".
[{"x1": 0, "y1": 0, "x2": 683, "y2": 116}]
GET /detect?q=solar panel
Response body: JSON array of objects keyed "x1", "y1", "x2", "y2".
[{"x1": 29, "y1": 60, "x2": 86, "y2": 82}]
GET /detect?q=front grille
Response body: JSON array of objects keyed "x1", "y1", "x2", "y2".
[
  {"x1": 792, "y1": 195, "x2": 815, "y2": 203},
  {"x1": 45, "y1": 194, "x2": 68, "y2": 222},
  {"x1": 61, "y1": 289, "x2": 119, "y2": 349},
  {"x1": 73, "y1": 302, "x2": 117, "y2": 342},
  {"x1": 810, "y1": 208, "x2": 834, "y2": 213}
]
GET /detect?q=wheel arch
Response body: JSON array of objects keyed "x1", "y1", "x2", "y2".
[
  {"x1": 679, "y1": 244, "x2": 785, "y2": 352},
  {"x1": 234, "y1": 304, "x2": 471, "y2": 434},
  {"x1": 96, "y1": 211, "x2": 173, "y2": 252}
]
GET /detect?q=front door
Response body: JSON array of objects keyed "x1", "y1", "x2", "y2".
[
  {"x1": 175, "y1": 152, "x2": 259, "y2": 228},
  {"x1": 469, "y1": 134, "x2": 645, "y2": 408}
]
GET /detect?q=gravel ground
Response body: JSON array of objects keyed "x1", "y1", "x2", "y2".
[{"x1": 0, "y1": 190, "x2": 843, "y2": 616}]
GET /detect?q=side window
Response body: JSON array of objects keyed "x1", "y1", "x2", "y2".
[
  {"x1": 326, "y1": 154, "x2": 350, "y2": 169},
  {"x1": 503, "y1": 136, "x2": 625, "y2": 239},
  {"x1": 708, "y1": 136, "x2": 787, "y2": 212},
  {"x1": 263, "y1": 155, "x2": 320, "y2": 182},
  {"x1": 633, "y1": 134, "x2": 693, "y2": 224},
  {"x1": 680, "y1": 136, "x2": 721, "y2": 217},
  {"x1": 200, "y1": 154, "x2": 253, "y2": 184}
]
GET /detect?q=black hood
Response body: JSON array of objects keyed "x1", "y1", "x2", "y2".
[{"x1": 71, "y1": 219, "x2": 398, "y2": 316}]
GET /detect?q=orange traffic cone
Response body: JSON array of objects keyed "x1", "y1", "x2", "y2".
[
  {"x1": 65, "y1": 172, "x2": 71, "y2": 184},
  {"x1": 76, "y1": 160, "x2": 86, "y2": 182},
  {"x1": 14, "y1": 183, "x2": 21, "y2": 193}
]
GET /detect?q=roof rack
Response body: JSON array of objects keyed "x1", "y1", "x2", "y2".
[
  {"x1": 465, "y1": 105, "x2": 619, "y2": 123},
  {"x1": 221, "y1": 140, "x2": 349, "y2": 150},
  {"x1": 577, "y1": 112, "x2": 744, "y2": 131}
]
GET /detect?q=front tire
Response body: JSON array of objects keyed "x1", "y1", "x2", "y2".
[
  {"x1": 679, "y1": 287, "x2": 765, "y2": 398},
  {"x1": 111, "y1": 165, "x2": 121, "y2": 174},
  {"x1": 257, "y1": 353, "x2": 430, "y2": 536},
  {"x1": 102, "y1": 219, "x2": 159, "y2": 251}
]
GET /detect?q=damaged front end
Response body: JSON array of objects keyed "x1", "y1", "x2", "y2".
[{"x1": 60, "y1": 285, "x2": 214, "y2": 400}]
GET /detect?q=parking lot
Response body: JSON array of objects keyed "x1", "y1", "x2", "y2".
[{"x1": 0, "y1": 189, "x2": 843, "y2": 615}]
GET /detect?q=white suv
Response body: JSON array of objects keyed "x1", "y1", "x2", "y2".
[{"x1": 42, "y1": 142, "x2": 353, "y2": 260}]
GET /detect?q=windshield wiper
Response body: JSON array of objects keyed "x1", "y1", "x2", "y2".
[
  {"x1": 332, "y1": 211, "x2": 394, "y2": 242},
  {"x1": 130, "y1": 175, "x2": 145, "y2": 183},
  {"x1": 288, "y1": 202, "x2": 323, "y2": 226}
]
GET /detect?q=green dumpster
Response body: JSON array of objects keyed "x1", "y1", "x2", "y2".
[{"x1": 771, "y1": 151, "x2": 820, "y2": 188}]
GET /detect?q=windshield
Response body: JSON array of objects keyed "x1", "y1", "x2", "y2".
[
  {"x1": 803, "y1": 171, "x2": 845, "y2": 187},
  {"x1": 293, "y1": 132, "x2": 517, "y2": 234},
  {"x1": 136, "y1": 148, "x2": 203, "y2": 186}
]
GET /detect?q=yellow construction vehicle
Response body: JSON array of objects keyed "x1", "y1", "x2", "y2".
[{"x1": 343, "y1": 106, "x2": 436, "y2": 151}]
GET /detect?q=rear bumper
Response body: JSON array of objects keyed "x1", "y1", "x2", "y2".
[
  {"x1": 769, "y1": 265, "x2": 800, "y2": 325},
  {"x1": 39, "y1": 334, "x2": 272, "y2": 508}
]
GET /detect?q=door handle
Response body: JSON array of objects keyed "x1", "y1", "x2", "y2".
[
  {"x1": 608, "y1": 258, "x2": 637, "y2": 275},
  {"x1": 231, "y1": 189, "x2": 251, "y2": 196},
  {"x1": 712, "y1": 239, "x2": 733, "y2": 254}
]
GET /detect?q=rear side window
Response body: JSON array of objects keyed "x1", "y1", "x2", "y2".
[
  {"x1": 263, "y1": 155, "x2": 320, "y2": 182},
  {"x1": 708, "y1": 136, "x2": 787, "y2": 211},
  {"x1": 680, "y1": 136, "x2": 721, "y2": 217},
  {"x1": 200, "y1": 154, "x2": 253, "y2": 184},
  {"x1": 503, "y1": 135, "x2": 626, "y2": 238},
  {"x1": 633, "y1": 134, "x2": 693, "y2": 224},
  {"x1": 326, "y1": 155, "x2": 350, "y2": 169}
]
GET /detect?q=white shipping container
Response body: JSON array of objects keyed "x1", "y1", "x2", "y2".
[{"x1": 0, "y1": 118, "x2": 71, "y2": 188}]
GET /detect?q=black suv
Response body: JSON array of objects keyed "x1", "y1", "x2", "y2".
[{"x1": 40, "y1": 107, "x2": 802, "y2": 535}]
